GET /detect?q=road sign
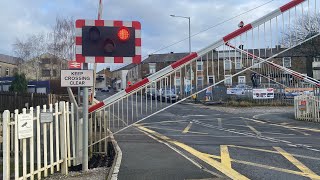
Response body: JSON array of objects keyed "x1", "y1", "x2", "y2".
[
  {"x1": 253, "y1": 88, "x2": 274, "y2": 99},
  {"x1": 75, "y1": 19, "x2": 141, "y2": 64},
  {"x1": 61, "y1": 70, "x2": 94, "y2": 87},
  {"x1": 40, "y1": 112, "x2": 53, "y2": 123},
  {"x1": 68, "y1": 61, "x2": 82, "y2": 69},
  {"x1": 18, "y1": 114, "x2": 33, "y2": 139}
]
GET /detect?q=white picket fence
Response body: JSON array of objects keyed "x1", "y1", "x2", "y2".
[
  {"x1": 1, "y1": 101, "x2": 78, "y2": 180},
  {"x1": 294, "y1": 95, "x2": 320, "y2": 122}
]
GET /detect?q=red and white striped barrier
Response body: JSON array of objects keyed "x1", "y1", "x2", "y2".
[
  {"x1": 89, "y1": 0, "x2": 308, "y2": 113},
  {"x1": 75, "y1": 19, "x2": 142, "y2": 64}
]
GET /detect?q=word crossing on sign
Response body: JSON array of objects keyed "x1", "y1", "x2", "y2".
[{"x1": 61, "y1": 70, "x2": 94, "y2": 87}]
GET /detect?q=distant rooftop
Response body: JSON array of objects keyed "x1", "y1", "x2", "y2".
[
  {"x1": 143, "y1": 52, "x2": 189, "y2": 63},
  {"x1": 0, "y1": 54, "x2": 21, "y2": 65},
  {"x1": 112, "y1": 52, "x2": 190, "y2": 72}
]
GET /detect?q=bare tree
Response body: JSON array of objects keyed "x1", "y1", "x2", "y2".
[
  {"x1": 282, "y1": 13, "x2": 320, "y2": 53},
  {"x1": 47, "y1": 16, "x2": 75, "y2": 80},
  {"x1": 48, "y1": 16, "x2": 75, "y2": 60},
  {"x1": 13, "y1": 16, "x2": 75, "y2": 81},
  {"x1": 282, "y1": 13, "x2": 320, "y2": 78},
  {"x1": 13, "y1": 33, "x2": 47, "y2": 80}
]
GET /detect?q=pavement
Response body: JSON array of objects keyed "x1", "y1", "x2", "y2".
[{"x1": 95, "y1": 91, "x2": 320, "y2": 180}]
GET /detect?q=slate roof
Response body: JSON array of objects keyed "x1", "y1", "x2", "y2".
[
  {"x1": 142, "y1": 52, "x2": 190, "y2": 63},
  {"x1": 113, "y1": 63, "x2": 138, "y2": 71},
  {"x1": 0, "y1": 54, "x2": 20, "y2": 65}
]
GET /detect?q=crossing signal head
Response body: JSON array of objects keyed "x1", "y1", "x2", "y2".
[
  {"x1": 118, "y1": 27, "x2": 130, "y2": 41},
  {"x1": 82, "y1": 26, "x2": 135, "y2": 57}
]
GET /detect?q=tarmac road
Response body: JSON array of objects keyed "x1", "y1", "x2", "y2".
[{"x1": 96, "y1": 91, "x2": 320, "y2": 180}]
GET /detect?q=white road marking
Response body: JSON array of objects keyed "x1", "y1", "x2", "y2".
[
  {"x1": 218, "y1": 118, "x2": 222, "y2": 128},
  {"x1": 193, "y1": 120, "x2": 320, "y2": 152}
]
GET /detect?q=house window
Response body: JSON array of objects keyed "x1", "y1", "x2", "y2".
[
  {"x1": 314, "y1": 56, "x2": 320, "y2": 62},
  {"x1": 197, "y1": 61, "x2": 203, "y2": 71},
  {"x1": 5, "y1": 68, "x2": 9, "y2": 76},
  {"x1": 41, "y1": 58, "x2": 50, "y2": 64},
  {"x1": 238, "y1": 76, "x2": 246, "y2": 84},
  {"x1": 208, "y1": 76, "x2": 215, "y2": 85},
  {"x1": 235, "y1": 58, "x2": 242, "y2": 70},
  {"x1": 42, "y1": 69, "x2": 51, "y2": 77},
  {"x1": 224, "y1": 75, "x2": 232, "y2": 86},
  {"x1": 283, "y1": 57, "x2": 291, "y2": 68},
  {"x1": 53, "y1": 70, "x2": 57, "y2": 77},
  {"x1": 224, "y1": 59, "x2": 232, "y2": 70},
  {"x1": 175, "y1": 78, "x2": 181, "y2": 86},
  {"x1": 252, "y1": 58, "x2": 261, "y2": 68},
  {"x1": 149, "y1": 63, "x2": 156, "y2": 74},
  {"x1": 197, "y1": 76, "x2": 203, "y2": 86}
]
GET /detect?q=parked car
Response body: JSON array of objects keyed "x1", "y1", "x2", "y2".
[
  {"x1": 158, "y1": 89, "x2": 179, "y2": 103},
  {"x1": 101, "y1": 87, "x2": 110, "y2": 92},
  {"x1": 145, "y1": 88, "x2": 158, "y2": 100}
]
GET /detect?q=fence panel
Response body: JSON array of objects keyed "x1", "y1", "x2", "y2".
[
  {"x1": 1, "y1": 101, "x2": 75, "y2": 180},
  {"x1": 294, "y1": 95, "x2": 320, "y2": 122}
]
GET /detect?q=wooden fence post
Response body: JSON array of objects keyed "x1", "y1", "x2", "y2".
[
  {"x1": 59, "y1": 101, "x2": 68, "y2": 175},
  {"x1": 3, "y1": 110, "x2": 10, "y2": 180}
]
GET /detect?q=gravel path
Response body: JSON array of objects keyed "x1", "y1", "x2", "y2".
[{"x1": 43, "y1": 167, "x2": 109, "y2": 180}]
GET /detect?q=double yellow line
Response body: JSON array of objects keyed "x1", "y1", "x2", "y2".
[{"x1": 136, "y1": 124, "x2": 249, "y2": 180}]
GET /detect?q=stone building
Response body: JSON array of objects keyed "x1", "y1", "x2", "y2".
[
  {"x1": 0, "y1": 54, "x2": 20, "y2": 77},
  {"x1": 21, "y1": 53, "x2": 68, "y2": 81},
  {"x1": 125, "y1": 37, "x2": 320, "y2": 92},
  {"x1": 96, "y1": 68, "x2": 112, "y2": 90}
]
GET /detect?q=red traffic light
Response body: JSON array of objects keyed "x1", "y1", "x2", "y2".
[{"x1": 118, "y1": 27, "x2": 130, "y2": 41}]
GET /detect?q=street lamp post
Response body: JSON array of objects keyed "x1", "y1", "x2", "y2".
[{"x1": 170, "y1": 15, "x2": 191, "y2": 54}]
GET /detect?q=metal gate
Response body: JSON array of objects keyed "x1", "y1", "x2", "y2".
[{"x1": 88, "y1": 0, "x2": 320, "y2": 151}]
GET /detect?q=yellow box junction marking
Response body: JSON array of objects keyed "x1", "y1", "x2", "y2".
[
  {"x1": 183, "y1": 122, "x2": 193, "y2": 134},
  {"x1": 228, "y1": 145, "x2": 320, "y2": 161},
  {"x1": 232, "y1": 159, "x2": 320, "y2": 179},
  {"x1": 136, "y1": 125, "x2": 249, "y2": 180},
  {"x1": 220, "y1": 145, "x2": 232, "y2": 169},
  {"x1": 274, "y1": 147, "x2": 318, "y2": 177},
  {"x1": 243, "y1": 117, "x2": 318, "y2": 134}
]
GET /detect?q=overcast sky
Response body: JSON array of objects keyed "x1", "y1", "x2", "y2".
[{"x1": 0, "y1": 0, "x2": 289, "y2": 71}]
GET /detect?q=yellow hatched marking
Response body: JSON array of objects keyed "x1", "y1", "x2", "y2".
[
  {"x1": 228, "y1": 145, "x2": 320, "y2": 161},
  {"x1": 142, "y1": 125, "x2": 208, "y2": 135},
  {"x1": 232, "y1": 159, "x2": 320, "y2": 180},
  {"x1": 136, "y1": 125, "x2": 249, "y2": 180},
  {"x1": 220, "y1": 145, "x2": 232, "y2": 169},
  {"x1": 183, "y1": 122, "x2": 193, "y2": 134},
  {"x1": 274, "y1": 147, "x2": 318, "y2": 178}
]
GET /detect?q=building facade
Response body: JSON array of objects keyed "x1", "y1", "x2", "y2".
[
  {"x1": 0, "y1": 54, "x2": 20, "y2": 77},
  {"x1": 21, "y1": 53, "x2": 68, "y2": 81},
  {"x1": 96, "y1": 68, "x2": 112, "y2": 90},
  {"x1": 124, "y1": 39, "x2": 320, "y2": 94}
]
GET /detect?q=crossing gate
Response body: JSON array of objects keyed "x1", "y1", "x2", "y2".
[
  {"x1": 87, "y1": 0, "x2": 320, "y2": 151},
  {"x1": 1, "y1": 102, "x2": 78, "y2": 180},
  {"x1": 295, "y1": 94, "x2": 320, "y2": 122}
]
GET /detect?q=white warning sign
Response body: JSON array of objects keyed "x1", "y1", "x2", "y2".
[
  {"x1": 61, "y1": 70, "x2": 94, "y2": 87},
  {"x1": 18, "y1": 114, "x2": 33, "y2": 139}
]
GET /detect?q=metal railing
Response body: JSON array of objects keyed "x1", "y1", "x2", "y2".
[{"x1": 87, "y1": 0, "x2": 320, "y2": 152}]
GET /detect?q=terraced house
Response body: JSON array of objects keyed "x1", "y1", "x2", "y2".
[{"x1": 0, "y1": 54, "x2": 20, "y2": 77}]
